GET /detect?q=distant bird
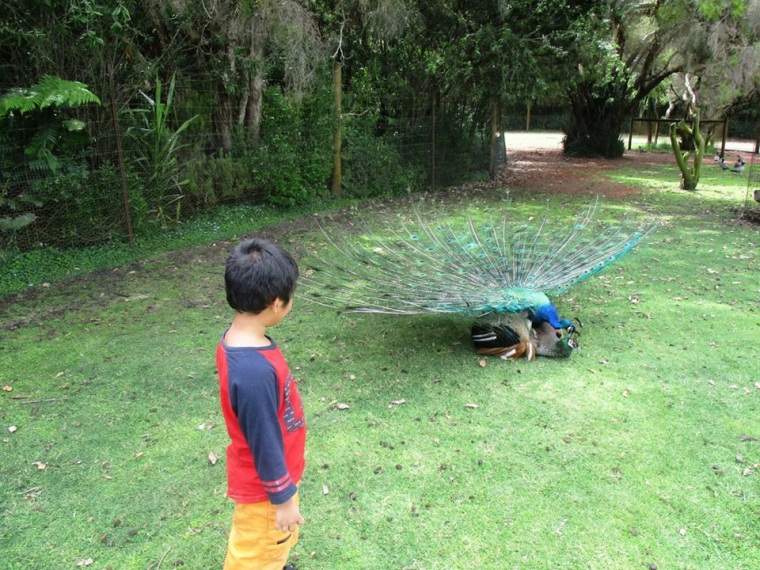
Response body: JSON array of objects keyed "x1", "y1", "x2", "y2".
[
  {"x1": 737, "y1": 155, "x2": 746, "y2": 166},
  {"x1": 719, "y1": 158, "x2": 730, "y2": 171},
  {"x1": 732, "y1": 157, "x2": 745, "y2": 173},
  {"x1": 300, "y1": 200, "x2": 656, "y2": 359},
  {"x1": 754, "y1": 189, "x2": 760, "y2": 203},
  {"x1": 713, "y1": 152, "x2": 722, "y2": 163},
  {"x1": 472, "y1": 314, "x2": 579, "y2": 360}
]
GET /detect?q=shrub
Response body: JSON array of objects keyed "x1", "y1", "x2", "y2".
[
  {"x1": 342, "y1": 118, "x2": 423, "y2": 198},
  {"x1": 563, "y1": 130, "x2": 625, "y2": 158},
  {"x1": 7, "y1": 161, "x2": 145, "y2": 249},
  {"x1": 254, "y1": 86, "x2": 331, "y2": 207},
  {"x1": 184, "y1": 155, "x2": 256, "y2": 213}
]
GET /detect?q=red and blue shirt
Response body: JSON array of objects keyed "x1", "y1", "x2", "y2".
[{"x1": 216, "y1": 334, "x2": 306, "y2": 504}]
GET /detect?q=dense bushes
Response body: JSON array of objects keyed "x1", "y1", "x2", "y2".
[
  {"x1": 1, "y1": 74, "x2": 494, "y2": 252},
  {"x1": 563, "y1": 130, "x2": 626, "y2": 158}
]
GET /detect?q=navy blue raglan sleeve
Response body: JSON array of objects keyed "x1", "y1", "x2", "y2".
[{"x1": 228, "y1": 354, "x2": 297, "y2": 504}]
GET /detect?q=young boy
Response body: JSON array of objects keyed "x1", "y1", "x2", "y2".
[{"x1": 217, "y1": 238, "x2": 306, "y2": 570}]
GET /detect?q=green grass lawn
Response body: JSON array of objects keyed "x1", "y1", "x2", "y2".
[{"x1": 1, "y1": 158, "x2": 759, "y2": 569}]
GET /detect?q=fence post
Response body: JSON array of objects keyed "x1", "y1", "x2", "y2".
[
  {"x1": 108, "y1": 63, "x2": 134, "y2": 246},
  {"x1": 430, "y1": 89, "x2": 436, "y2": 188},
  {"x1": 628, "y1": 117, "x2": 634, "y2": 150},
  {"x1": 720, "y1": 118, "x2": 728, "y2": 157},
  {"x1": 332, "y1": 59, "x2": 342, "y2": 200}
]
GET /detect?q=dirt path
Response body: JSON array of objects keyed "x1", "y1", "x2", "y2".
[{"x1": 500, "y1": 132, "x2": 674, "y2": 199}]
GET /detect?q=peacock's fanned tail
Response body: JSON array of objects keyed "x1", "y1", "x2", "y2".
[{"x1": 299, "y1": 200, "x2": 656, "y2": 316}]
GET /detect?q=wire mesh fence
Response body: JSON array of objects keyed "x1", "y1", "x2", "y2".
[{"x1": 1, "y1": 75, "x2": 513, "y2": 253}]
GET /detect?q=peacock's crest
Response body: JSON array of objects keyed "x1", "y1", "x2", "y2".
[{"x1": 299, "y1": 199, "x2": 656, "y2": 360}]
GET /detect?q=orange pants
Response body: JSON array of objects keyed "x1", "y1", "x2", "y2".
[{"x1": 223, "y1": 495, "x2": 300, "y2": 570}]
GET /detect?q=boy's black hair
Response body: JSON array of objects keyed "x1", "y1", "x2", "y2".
[{"x1": 225, "y1": 238, "x2": 299, "y2": 313}]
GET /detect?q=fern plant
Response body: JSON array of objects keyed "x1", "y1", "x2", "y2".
[
  {"x1": 0, "y1": 75, "x2": 100, "y2": 245},
  {"x1": 0, "y1": 75, "x2": 101, "y2": 173}
]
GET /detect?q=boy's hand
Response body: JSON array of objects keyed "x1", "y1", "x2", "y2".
[{"x1": 274, "y1": 497, "x2": 304, "y2": 533}]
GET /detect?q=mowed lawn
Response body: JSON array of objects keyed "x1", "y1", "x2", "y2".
[{"x1": 1, "y1": 151, "x2": 759, "y2": 569}]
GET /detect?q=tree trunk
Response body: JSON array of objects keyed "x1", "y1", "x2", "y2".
[
  {"x1": 246, "y1": 74, "x2": 265, "y2": 147},
  {"x1": 669, "y1": 112, "x2": 705, "y2": 191},
  {"x1": 245, "y1": 28, "x2": 266, "y2": 147},
  {"x1": 564, "y1": 77, "x2": 632, "y2": 158},
  {"x1": 214, "y1": 89, "x2": 235, "y2": 153}
]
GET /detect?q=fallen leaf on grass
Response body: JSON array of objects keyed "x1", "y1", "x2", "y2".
[
  {"x1": 2, "y1": 385, "x2": 12, "y2": 392},
  {"x1": 208, "y1": 451, "x2": 218, "y2": 466},
  {"x1": 32, "y1": 461, "x2": 46, "y2": 470},
  {"x1": 464, "y1": 403, "x2": 478, "y2": 409},
  {"x1": 8, "y1": 426, "x2": 17, "y2": 433},
  {"x1": 322, "y1": 484, "x2": 329, "y2": 495},
  {"x1": 478, "y1": 359, "x2": 487, "y2": 368},
  {"x1": 76, "y1": 559, "x2": 93, "y2": 567},
  {"x1": 337, "y1": 403, "x2": 350, "y2": 410},
  {"x1": 390, "y1": 399, "x2": 406, "y2": 406}
]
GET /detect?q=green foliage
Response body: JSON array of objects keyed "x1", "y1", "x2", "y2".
[
  {"x1": 4, "y1": 161, "x2": 142, "y2": 249},
  {"x1": 0, "y1": 75, "x2": 101, "y2": 116},
  {"x1": 253, "y1": 86, "x2": 332, "y2": 207},
  {"x1": 0, "y1": 75, "x2": 100, "y2": 174},
  {"x1": 341, "y1": 117, "x2": 424, "y2": 199},
  {"x1": 184, "y1": 156, "x2": 254, "y2": 212},
  {"x1": 0, "y1": 75, "x2": 101, "y2": 245},
  {"x1": 126, "y1": 73, "x2": 200, "y2": 226}
]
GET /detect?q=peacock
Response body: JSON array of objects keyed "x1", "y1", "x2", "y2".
[
  {"x1": 471, "y1": 313, "x2": 579, "y2": 361},
  {"x1": 299, "y1": 199, "x2": 656, "y2": 360}
]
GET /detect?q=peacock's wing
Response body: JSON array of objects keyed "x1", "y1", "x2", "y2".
[{"x1": 299, "y1": 200, "x2": 656, "y2": 315}]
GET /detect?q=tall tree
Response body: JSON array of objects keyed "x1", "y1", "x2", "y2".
[
  {"x1": 563, "y1": 0, "x2": 760, "y2": 157},
  {"x1": 139, "y1": 0, "x2": 324, "y2": 152}
]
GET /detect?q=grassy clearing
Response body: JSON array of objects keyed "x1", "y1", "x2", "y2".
[
  {"x1": 1, "y1": 160, "x2": 759, "y2": 570},
  {"x1": 0, "y1": 201, "x2": 342, "y2": 299}
]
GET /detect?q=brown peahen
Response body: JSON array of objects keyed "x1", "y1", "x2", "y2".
[{"x1": 300, "y1": 200, "x2": 656, "y2": 360}]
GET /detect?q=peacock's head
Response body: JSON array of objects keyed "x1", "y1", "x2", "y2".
[
  {"x1": 532, "y1": 320, "x2": 581, "y2": 358},
  {"x1": 561, "y1": 317, "x2": 583, "y2": 335}
]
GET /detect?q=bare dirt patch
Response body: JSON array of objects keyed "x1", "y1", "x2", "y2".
[{"x1": 500, "y1": 133, "x2": 675, "y2": 199}]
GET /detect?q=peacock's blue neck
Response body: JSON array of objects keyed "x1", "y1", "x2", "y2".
[{"x1": 529, "y1": 302, "x2": 571, "y2": 330}]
